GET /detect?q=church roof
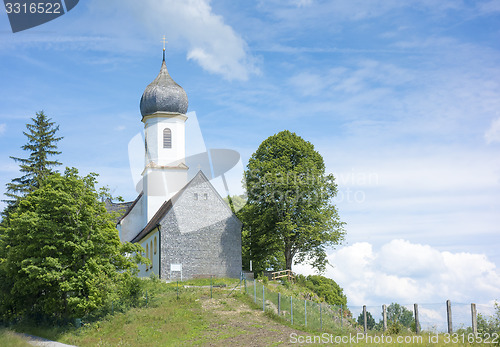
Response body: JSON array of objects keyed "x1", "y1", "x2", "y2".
[
  {"x1": 105, "y1": 192, "x2": 143, "y2": 223},
  {"x1": 139, "y1": 50, "x2": 188, "y2": 117}
]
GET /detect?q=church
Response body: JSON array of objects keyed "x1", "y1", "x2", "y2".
[{"x1": 107, "y1": 49, "x2": 242, "y2": 281}]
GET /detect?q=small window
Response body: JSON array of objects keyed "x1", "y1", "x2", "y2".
[
  {"x1": 163, "y1": 128, "x2": 172, "y2": 148},
  {"x1": 204, "y1": 193, "x2": 208, "y2": 200},
  {"x1": 194, "y1": 193, "x2": 198, "y2": 200},
  {"x1": 150, "y1": 240, "x2": 153, "y2": 269},
  {"x1": 154, "y1": 237, "x2": 157, "y2": 255},
  {"x1": 146, "y1": 244, "x2": 149, "y2": 271}
]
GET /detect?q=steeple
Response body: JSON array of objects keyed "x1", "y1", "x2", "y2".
[
  {"x1": 139, "y1": 48, "x2": 188, "y2": 118},
  {"x1": 140, "y1": 47, "x2": 189, "y2": 225}
]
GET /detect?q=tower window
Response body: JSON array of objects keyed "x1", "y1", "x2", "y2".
[
  {"x1": 204, "y1": 193, "x2": 208, "y2": 200},
  {"x1": 163, "y1": 128, "x2": 172, "y2": 148},
  {"x1": 194, "y1": 193, "x2": 198, "y2": 200}
]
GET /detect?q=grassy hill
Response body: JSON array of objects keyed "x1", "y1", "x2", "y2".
[{"x1": 1, "y1": 277, "x2": 490, "y2": 346}]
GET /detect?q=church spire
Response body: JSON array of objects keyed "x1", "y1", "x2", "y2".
[
  {"x1": 139, "y1": 37, "x2": 188, "y2": 117},
  {"x1": 162, "y1": 35, "x2": 167, "y2": 62}
]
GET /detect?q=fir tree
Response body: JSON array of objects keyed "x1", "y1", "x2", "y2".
[{"x1": 4, "y1": 111, "x2": 63, "y2": 205}]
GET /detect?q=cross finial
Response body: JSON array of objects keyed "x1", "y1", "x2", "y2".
[{"x1": 162, "y1": 35, "x2": 168, "y2": 51}]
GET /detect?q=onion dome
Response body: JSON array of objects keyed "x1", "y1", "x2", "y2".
[{"x1": 140, "y1": 51, "x2": 188, "y2": 117}]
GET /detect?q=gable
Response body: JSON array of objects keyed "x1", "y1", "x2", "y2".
[
  {"x1": 167, "y1": 171, "x2": 239, "y2": 234},
  {"x1": 131, "y1": 170, "x2": 241, "y2": 242}
]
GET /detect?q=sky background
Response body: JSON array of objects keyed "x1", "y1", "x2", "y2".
[{"x1": 1, "y1": 0, "x2": 499, "y2": 315}]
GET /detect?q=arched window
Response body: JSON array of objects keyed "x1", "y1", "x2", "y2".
[
  {"x1": 150, "y1": 240, "x2": 153, "y2": 269},
  {"x1": 154, "y1": 237, "x2": 157, "y2": 255},
  {"x1": 163, "y1": 128, "x2": 172, "y2": 148},
  {"x1": 146, "y1": 243, "x2": 149, "y2": 271}
]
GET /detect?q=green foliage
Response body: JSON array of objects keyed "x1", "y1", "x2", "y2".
[
  {"x1": 298, "y1": 274, "x2": 347, "y2": 306},
  {"x1": 357, "y1": 311, "x2": 376, "y2": 330},
  {"x1": 223, "y1": 194, "x2": 247, "y2": 213},
  {"x1": 477, "y1": 301, "x2": 500, "y2": 339},
  {"x1": 386, "y1": 303, "x2": 414, "y2": 329},
  {"x1": 0, "y1": 168, "x2": 145, "y2": 322},
  {"x1": 386, "y1": 321, "x2": 404, "y2": 335},
  {"x1": 4, "y1": 111, "x2": 62, "y2": 206},
  {"x1": 241, "y1": 130, "x2": 345, "y2": 273},
  {"x1": 256, "y1": 273, "x2": 269, "y2": 285}
]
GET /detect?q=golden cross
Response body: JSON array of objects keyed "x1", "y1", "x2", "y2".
[{"x1": 162, "y1": 36, "x2": 168, "y2": 51}]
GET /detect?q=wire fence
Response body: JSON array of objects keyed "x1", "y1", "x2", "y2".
[
  {"x1": 247, "y1": 279, "x2": 353, "y2": 333},
  {"x1": 244, "y1": 278, "x2": 498, "y2": 335}
]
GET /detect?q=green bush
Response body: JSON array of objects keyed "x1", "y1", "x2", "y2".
[{"x1": 301, "y1": 275, "x2": 347, "y2": 306}]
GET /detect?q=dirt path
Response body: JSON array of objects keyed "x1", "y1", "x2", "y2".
[{"x1": 189, "y1": 295, "x2": 308, "y2": 346}]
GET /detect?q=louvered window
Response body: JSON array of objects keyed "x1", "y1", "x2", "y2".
[{"x1": 163, "y1": 128, "x2": 172, "y2": 148}]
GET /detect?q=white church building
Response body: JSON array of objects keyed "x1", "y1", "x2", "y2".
[{"x1": 107, "y1": 50, "x2": 242, "y2": 280}]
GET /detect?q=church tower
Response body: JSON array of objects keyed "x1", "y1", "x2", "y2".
[{"x1": 139, "y1": 48, "x2": 189, "y2": 224}]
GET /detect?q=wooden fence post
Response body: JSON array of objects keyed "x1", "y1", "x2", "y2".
[
  {"x1": 304, "y1": 300, "x2": 307, "y2": 327},
  {"x1": 278, "y1": 293, "x2": 281, "y2": 316},
  {"x1": 340, "y1": 305, "x2": 343, "y2": 331},
  {"x1": 382, "y1": 304, "x2": 387, "y2": 332},
  {"x1": 471, "y1": 303, "x2": 477, "y2": 335},
  {"x1": 414, "y1": 303, "x2": 420, "y2": 334},
  {"x1": 262, "y1": 285, "x2": 265, "y2": 312},
  {"x1": 320, "y1": 303, "x2": 323, "y2": 331},
  {"x1": 363, "y1": 305, "x2": 367, "y2": 333},
  {"x1": 447, "y1": 300, "x2": 453, "y2": 334},
  {"x1": 254, "y1": 279, "x2": 256, "y2": 303}
]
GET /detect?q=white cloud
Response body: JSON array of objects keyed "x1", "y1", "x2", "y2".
[
  {"x1": 0, "y1": 124, "x2": 5, "y2": 135},
  {"x1": 485, "y1": 117, "x2": 500, "y2": 143},
  {"x1": 478, "y1": 0, "x2": 500, "y2": 14},
  {"x1": 294, "y1": 240, "x2": 500, "y2": 307},
  {"x1": 120, "y1": 0, "x2": 257, "y2": 80}
]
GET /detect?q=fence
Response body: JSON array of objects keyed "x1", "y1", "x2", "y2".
[
  {"x1": 244, "y1": 278, "x2": 497, "y2": 335},
  {"x1": 246, "y1": 279, "x2": 350, "y2": 333}
]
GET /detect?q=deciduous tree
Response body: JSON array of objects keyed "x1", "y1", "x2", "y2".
[
  {"x1": 0, "y1": 168, "x2": 144, "y2": 321},
  {"x1": 241, "y1": 130, "x2": 345, "y2": 273}
]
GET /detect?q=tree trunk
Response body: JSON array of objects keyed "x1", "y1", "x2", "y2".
[{"x1": 285, "y1": 247, "x2": 293, "y2": 271}]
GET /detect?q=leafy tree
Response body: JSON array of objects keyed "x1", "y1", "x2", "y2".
[
  {"x1": 357, "y1": 311, "x2": 376, "y2": 330},
  {"x1": 0, "y1": 168, "x2": 144, "y2": 321},
  {"x1": 241, "y1": 130, "x2": 345, "y2": 273},
  {"x1": 302, "y1": 275, "x2": 347, "y2": 306},
  {"x1": 386, "y1": 303, "x2": 413, "y2": 328},
  {"x1": 477, "y1": 301, "x2": 500, "y2": 337},
  {"x1": 4, "y1": 111, "x2": 62, "y2": 205}
]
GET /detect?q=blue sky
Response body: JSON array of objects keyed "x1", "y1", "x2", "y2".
[{"x1": 1, "y1": 0, "x2": 500, "y2": 312}]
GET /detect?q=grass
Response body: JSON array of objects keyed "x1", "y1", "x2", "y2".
[
  {"x1": 0, "y1": 329, "x2": 32, "y2": 347},
  {"x1": 6, "y1": 278, "x2": 495, "y2": 346},
  {"x1": 7, "y1": 278, "x2": 240, "y2": 347}
]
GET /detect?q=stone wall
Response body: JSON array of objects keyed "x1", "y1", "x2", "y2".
[{"x1": 159, "y1": 172, "x2": 242, "y2": 280}]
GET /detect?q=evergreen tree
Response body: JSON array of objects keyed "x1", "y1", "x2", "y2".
[
  {"x1": 386, "y1": 303, "x2": 414, "y2": 328},
  {"x1": 357, "y1": 311, "x2": 376, "y2": 330},
  {"x1": 4, "y1": 111, "x2": 62, "y2": 205}
]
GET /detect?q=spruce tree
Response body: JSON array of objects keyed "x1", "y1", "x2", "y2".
[{"x1": 4, "y1": 111, "x2": 63, "y2": 205}]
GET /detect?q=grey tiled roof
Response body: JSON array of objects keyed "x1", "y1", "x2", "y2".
[{"x1": 105, "y1": 193, "x2": 143, "y2": 223}]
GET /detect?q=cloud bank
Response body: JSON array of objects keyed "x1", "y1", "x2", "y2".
[{"x1": 294, "y1": 239, "x2": 500, "y2": 307}]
